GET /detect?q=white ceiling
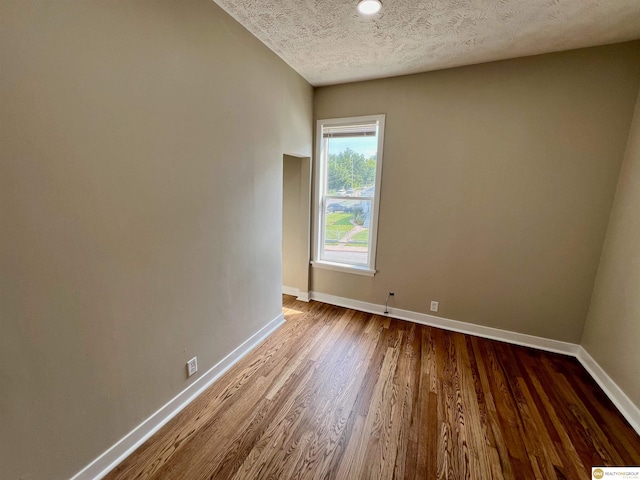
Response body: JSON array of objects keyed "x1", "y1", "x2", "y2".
[{"x1": 212, "y1": 0, "x2": 640, "y2": 87}]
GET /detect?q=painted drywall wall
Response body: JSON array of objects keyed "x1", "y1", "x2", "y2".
[
  {"x1": 0, "y1": 1, "x2": 312, "y2": 479},
  {"x1": 581, "y1": 89, "x2": 640, "y2": 409},
  {"x1": 312, "y1": 42, "x2": 640, "y2": 343},
  {"x1": 282, "y1": 155, "x2": 311, "y2": 295}
]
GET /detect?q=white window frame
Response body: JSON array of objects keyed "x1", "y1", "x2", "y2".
[{"x1": 312, "y1": 114, "x2": 385, "y2": 276}]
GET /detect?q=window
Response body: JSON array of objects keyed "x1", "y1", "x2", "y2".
[{"x1": 313, "y1": 114, "x2": 385, "y2": 276}]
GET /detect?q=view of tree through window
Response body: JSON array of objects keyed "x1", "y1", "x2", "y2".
[{"x1": 327, "y1": 148, "x2": 377, "y2": 194}]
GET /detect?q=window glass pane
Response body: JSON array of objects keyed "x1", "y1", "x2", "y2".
[
  {"x1": 322, "y1": 198, "x2": 372, "y2": 266},
  {"x1": 325, "y1": 134, "x2": 378, "y2": 196}
]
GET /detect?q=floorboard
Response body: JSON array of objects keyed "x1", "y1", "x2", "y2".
[{"x1": 105, "y1": 295, "x2": 640, "y2": 480}]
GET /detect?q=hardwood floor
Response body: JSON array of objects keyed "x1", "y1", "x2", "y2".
[{"x1": 106, "y1": 296, "x2": 640, "y2": 479}]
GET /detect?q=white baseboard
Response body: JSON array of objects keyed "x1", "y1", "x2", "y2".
[
  {"x1": 282, "y1": 285, "x2": 310, "y2": 303},
  {"x1": 309, "y1": 291, "x2": 639, "y2": 435},
  {"x1": 70, "y1": 313, "x2": 285, "y2": 480},
  {"x1": 309, "y1": 291, "x2": 578, "y2": 356},
  {"x1": 282, "y1": 285, "x2": 299, "y2": 297},
  {"x1": 575, "y1": 346, "x2": 640, "y2": 434}
]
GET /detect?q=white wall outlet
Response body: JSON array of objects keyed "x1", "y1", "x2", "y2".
[
  {"x1": 430, "y1": 301, "x2": 439, "y2": 312},
  {"x1": 187, "y1": 357, "x2": 198, "y2": 377}
]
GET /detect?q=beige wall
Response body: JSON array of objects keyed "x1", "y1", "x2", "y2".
[
  {"x1": 582, "y1": 89, "x2": 640, "y2": 408},
  {"x1": 282, "y1": 155, "x2": 311, "y2": 294},
  {"x1": 312, "y1": 42, "x2": 640, "y2": 343},
  {"x1": 0, "y1": 1, "x2": 312, "y2": 479}
]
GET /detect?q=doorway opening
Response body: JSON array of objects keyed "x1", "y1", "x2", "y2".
[{"x1": 282, "y1": 154, "x2": 312, "y2": 302}]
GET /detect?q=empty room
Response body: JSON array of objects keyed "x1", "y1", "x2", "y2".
[{"x1": 2, "y1": 1, "x2": 640, "y2": 479}]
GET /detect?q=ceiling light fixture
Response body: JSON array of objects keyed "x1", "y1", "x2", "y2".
[{"x1": 357, "y1": 0, "x2": 382, "y2": 15}]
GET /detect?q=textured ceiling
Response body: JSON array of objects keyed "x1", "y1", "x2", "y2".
[{"x1": 211, "y1": 0, "x2": 640, "y2": 86}]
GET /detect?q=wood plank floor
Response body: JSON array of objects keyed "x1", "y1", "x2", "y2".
[{"x1": 106, "y1": 296, "x2": 640, "y2": 479}]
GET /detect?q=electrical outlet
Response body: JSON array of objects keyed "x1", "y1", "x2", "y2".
[
  {"x1": 430, "y1": 301, "x2": 439, "y2": 312},
  {"x1": 187, "y1": 357, "x2": 198, "y2": 377}
]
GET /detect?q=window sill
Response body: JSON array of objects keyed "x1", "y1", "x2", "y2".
[{"x1": 311, "y1": 260, "x2": 376, "y2": 277}]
